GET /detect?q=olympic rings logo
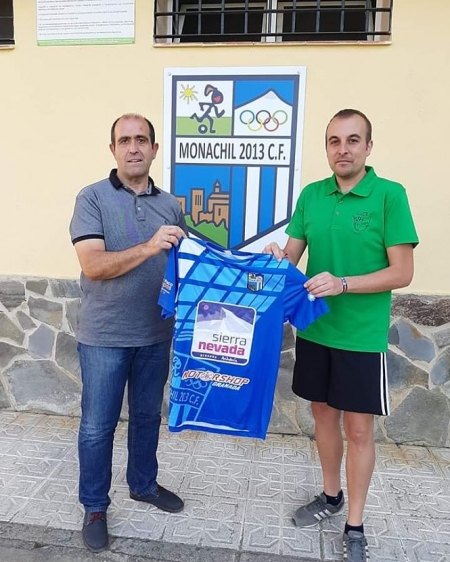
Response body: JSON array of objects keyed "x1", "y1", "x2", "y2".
[
  {"x1": 172, "y1": 356, "x2": 182, "y2": 378},
  {"x1": 239, "y1": 109, "x2": 288, "y2": 132},
  {"x1": 185, "y1": 379, "x2": 208, "y2": 390}
]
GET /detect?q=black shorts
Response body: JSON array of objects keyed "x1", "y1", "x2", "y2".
[{"x1": 293, "y1": 337, "x2": 389, "y2": 416}]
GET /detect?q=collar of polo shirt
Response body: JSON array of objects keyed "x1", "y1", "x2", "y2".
[{"x1": 109, "y1": 169, "x2": 161, "y2": 196}]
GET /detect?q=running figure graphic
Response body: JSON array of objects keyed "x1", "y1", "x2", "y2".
[{"x1": 190, "y1": 84, "x2": 225, "y2": 134}]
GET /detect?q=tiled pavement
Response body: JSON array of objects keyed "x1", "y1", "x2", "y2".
[{"x1": 0, "y1": 411, "x2": 449, "y2": 561}]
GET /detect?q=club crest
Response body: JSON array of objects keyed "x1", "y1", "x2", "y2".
[
  {"x1": 247, "y1": 273, "x2": 264, "y2": 292},
  {"x1": 165, "y1": 68, "x2": 306, "y2": 250},
  {"x1": 353, "y1": 212, "x2": 371, "y2": 232}
]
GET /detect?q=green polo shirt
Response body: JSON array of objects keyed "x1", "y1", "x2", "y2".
[{"x1": 286, "y1": 167, "x2": 419, "y2": 352}]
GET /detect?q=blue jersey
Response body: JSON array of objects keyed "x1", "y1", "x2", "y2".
[{"x1": 158, "y1": 238, "x2": 328, "y2": 439}]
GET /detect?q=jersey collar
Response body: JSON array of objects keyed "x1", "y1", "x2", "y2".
[{"x1": 326, "y1": 166, "x2": 376, "y2": 197}]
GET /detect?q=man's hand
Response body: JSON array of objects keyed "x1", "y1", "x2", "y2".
[
  {"x1": 262, "y1": 242, "x2": 286, "y2": 262},
  {"x1": 304, "y1": 272, "x2": 343, "y2": 297},
  {"x1": 304, "y1": 244, "x2": 415, "y2": 297},
  {"x1": 145, "y1": 225, "x2": 186, "y2": 255},
  {"x1": 262, "y1": 238, "x2": 306, "y2": 265}
]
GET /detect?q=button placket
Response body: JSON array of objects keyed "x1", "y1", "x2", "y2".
[
  {"x1": 331, "y1": 193, "x2": 345, "y2": 227},
  {"x1": 336, "y1": 194, "x2": 345, "y2": 215},
  {"x1": 136, "y1": 195, "x2": 145, "y2": 221}
]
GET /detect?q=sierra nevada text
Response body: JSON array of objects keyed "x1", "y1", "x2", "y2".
[{"x1": 197, "y1": 333, "x2": 247, "y2": 356}]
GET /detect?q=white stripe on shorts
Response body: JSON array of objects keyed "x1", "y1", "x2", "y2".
[{"x1": 379, "y1": 352, "x2": 389, "y2": 415}]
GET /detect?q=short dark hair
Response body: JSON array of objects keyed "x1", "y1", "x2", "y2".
[
  {"x1": 326, "y1": 109, "x2": 372, "y2": 144},
  {"x1": 110, "y1": 113, "x2": 156, "y2": 145}
]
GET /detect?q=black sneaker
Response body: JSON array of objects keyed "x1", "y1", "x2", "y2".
[
  {"x1": 82, "y1": 511, "x2": 108, "y2": 553},
  {"x1": 292, "y1": 492, "x2": 345, "y2": 527},
  {"x1": 130, "y1": 484, "x2": 184, "y2": 513},
  {"x1": 343, "y1": 530, "x2": 369, "y2": 561}
]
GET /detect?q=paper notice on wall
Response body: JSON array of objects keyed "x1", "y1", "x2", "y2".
[{"x1": 37, "y1": 0, "x2": 135, "y2": 46}]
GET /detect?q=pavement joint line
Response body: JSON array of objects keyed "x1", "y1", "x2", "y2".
[{"x1": 0, "y1": 522, "x2": 318, "y2": 562}]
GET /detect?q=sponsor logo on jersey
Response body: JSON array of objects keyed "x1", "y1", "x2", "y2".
[
  {"x1": 191, "y1": 300, "x2": 256, "y2": 365},
  {"x1": 182, "y1": 369, "x2": 250, "y2": 387},
  {"x1": 161, "y1": 278, "x2": 173, "y2": 293}
]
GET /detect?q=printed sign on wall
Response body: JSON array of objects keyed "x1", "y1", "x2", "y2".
[
  {"x1": 37, "y1": 0, "x2": 135, "y2": 46},
  {"x1": 164, "y1": 67, "x2": 307, "y2": 251}
]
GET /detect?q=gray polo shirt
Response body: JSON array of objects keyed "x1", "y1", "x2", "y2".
[{"x1": 69, "y1": 170, "x2": 187, "y2": 347}]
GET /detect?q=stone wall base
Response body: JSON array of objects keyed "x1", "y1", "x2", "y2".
[{"x1": 1, "y1": 277, "x2": 450, "y2": 446}]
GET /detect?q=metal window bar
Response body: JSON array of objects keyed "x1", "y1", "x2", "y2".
[
  {"x1": 291, "y1": 0, "x2": 297, "y2": 35},
  {"x1": 244, "y1": 0, "x2": 249, "y2": 34},
  {"x1": 285, "y1": 1, "x2": 377, "y2": 36},
  {"x1": 280, "y1": 0, "x2": 388, "y2": 41},
  {"x1": 153, "y1": 0, "x2": 393, "y2": 43},
  {"x1": 174, "y1": 0, "x2": 180, "y2": 36},
  {"x1": 221, "y1": 0, "x2": 225, "y2": 35},
  {"x1": 315, "y1": 0, "x2": 320, "y2": 33},
  {"x1": 365, "y1": 0, "x2": 370, "y2": 33},
  {"x1": 267, "y1": 0, "x2": 275, "y2": 36}
]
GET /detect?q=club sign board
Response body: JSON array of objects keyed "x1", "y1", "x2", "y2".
[{"x1": 163, "y1": 67, "x2": 306, "y2": 251}]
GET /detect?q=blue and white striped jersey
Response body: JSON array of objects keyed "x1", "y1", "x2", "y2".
[{"x1": 158, "y1": 238, "x2": 328, "y2": 439}]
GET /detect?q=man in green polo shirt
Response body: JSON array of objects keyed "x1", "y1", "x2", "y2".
[{"x1": 264, "y1": 109, "x2": 418, "y2": 562}]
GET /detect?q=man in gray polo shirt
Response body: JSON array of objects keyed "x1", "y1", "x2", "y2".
[{"x1": 70, "y1": 113, "x2": 187, "y2": 553}]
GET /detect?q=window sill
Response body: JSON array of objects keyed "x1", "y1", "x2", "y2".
[
  {"x1": 153, "y1": 39, "x2": 392, "y2": 47},
  {"x1": 0, "y1": 44, "x2": 15, "y2": 50}
]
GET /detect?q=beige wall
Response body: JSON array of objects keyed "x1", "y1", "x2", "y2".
[{"x1": 1, "y1": 0, "x2": 448, "y2": 292}]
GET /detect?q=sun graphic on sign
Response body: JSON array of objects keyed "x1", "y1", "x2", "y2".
[{"x1": 179, "y1": 84, "x2": 199, "y2": 104}]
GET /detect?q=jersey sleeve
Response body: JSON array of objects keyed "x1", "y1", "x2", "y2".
[
  {"x1": 384, "y1": 187, "x2": 419, "y2": 248},
  {"x1": 158, "y1": 243, "x2": 179, "y2": 319},
  {"x1": 69, "y1": 188, "x2": 104, "y2": 245},
  {"x1": 283, "y1": 263, "x2": 329, "y2": 330}
]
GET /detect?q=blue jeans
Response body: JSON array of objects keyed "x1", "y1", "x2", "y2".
[{"x1": 77, "y1": 340, "x2": 171, "y2": 513}]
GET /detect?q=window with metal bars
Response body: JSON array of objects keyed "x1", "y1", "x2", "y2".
[
  {"x1": 0, "y1": 0, "x2": 14, "y2": 46},
  {"x1": 154, "y1": 0, "x2": 393, "y2": 44}
]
